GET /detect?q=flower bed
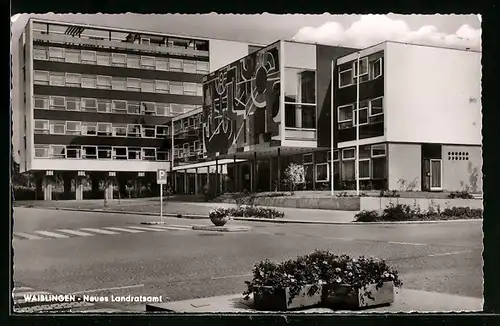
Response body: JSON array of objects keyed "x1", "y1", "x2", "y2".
[
  {"x1": 243, "y1": 250, "x2": 402, "y2": 311},
  {"x1": 230, "y1": 206, "x2": 285, "y2": 219},
  {"x1": 208, "y1": 206, "x2": 285, "y2": 226},
  {"x1": 354, "y1": 203, "x2": 483, "y2": 222}
]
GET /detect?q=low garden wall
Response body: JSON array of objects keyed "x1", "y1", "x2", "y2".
[
  {"x1": 251, "y1": 196, "x2": 361, "y2": 211},
  {"x1": 220, "y1": 195, "x2": 482, "y2": 212},
  {"x1": 360, "y1": 197, "x2": 483, "y2": 211}
]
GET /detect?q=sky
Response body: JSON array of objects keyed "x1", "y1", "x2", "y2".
[
  {"x1": 9, "y1": 13, "x2": 481, "y2": 162},
  {"x1": 11, "y1": 13, "x2": 481, "y2": 50}
]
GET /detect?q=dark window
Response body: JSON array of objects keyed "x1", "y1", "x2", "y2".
[
  {"x1": 301, "y1": 105, "x2": 316, "y2": 129},
  {"x1": 285, "y1": 103, "x2": 296, "y2": 128},
  {"x1": 284, "y1": 68, "x2": 316, "y2": 104},
  {"x1": 372, "y1": 157, "x2": 386, "y2": 179}
]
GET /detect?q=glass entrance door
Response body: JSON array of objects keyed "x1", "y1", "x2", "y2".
[{"x1": 430, "y1": 159, "x2": 442, "y2": 191}]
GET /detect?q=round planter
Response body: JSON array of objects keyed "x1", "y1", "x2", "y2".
[{"x1": 210, "y1": 215, "x2": 229, "y2": 226}]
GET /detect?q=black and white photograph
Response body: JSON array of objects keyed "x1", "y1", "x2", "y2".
[{"x1": 10, "y1": 13, "x2": 483, "y2": 314}]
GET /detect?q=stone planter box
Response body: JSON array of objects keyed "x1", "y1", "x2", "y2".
[
  {"x1": 323, "y1": 282, "x2": 394, "y2": 309},
  {"x1": 252, "y1": 284, "x2": 322, "y2": 311}
]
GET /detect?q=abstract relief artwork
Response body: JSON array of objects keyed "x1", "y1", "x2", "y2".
[{"x1": 202, "y1": 43, "x2": 281, "y2": 156}]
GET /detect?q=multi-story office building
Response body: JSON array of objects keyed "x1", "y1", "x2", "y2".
[
  {"x1": 15, "y1": 18, "x2": 263, "y2": 200},
  {"x1": 173, "y1": 40, "x2": 482, "y2": 195}
]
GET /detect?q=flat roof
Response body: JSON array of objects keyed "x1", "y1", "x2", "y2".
[{"x1": 27, "y1": 17, "x2": 268, "y2": 47}]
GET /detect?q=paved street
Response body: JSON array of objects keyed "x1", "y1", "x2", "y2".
[{"x1": 12, "y1": 207, "x2": 483, "y2": 312}]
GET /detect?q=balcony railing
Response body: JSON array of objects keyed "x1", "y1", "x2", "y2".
[
  {"x1": 284, "y1": 127, "x2": 317, "y2": 141},
  {"x1": 32, "y1": 32, "x2": 209, "y2": 58}
]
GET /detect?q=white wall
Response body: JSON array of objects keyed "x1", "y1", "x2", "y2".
[
  {"x1": 31, "y1": 159, "x2": 171, "y2": 172},
  {"x1": 385, "y1": 42, "x2": 482, "y2": 145},
  {"x1": 283, "y1": 41, "x2": 316, "y2": 69},
  {"x1": 388, "y1": 143, "x2": 421, "y2": 191},
  {"x1": 209, "y1": 39, "x2": 254, "y2": 73}
]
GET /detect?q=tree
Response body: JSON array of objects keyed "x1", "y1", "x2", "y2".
[{"x1": 284, "y1": 163, "x2": 305, "y2": 195}]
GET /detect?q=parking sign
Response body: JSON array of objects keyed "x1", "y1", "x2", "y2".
[{"x1": 157, "y1": 169, "x2": 167, "y2": 184}]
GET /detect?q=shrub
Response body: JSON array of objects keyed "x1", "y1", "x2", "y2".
[
  {"x1": 447, "y1": 190, "x2": 474, "y2": 199},
  {"x1": 230, "y1": 206, "x2": 284, "y2": 219},
  {"x1": 265, "y1": 192, "x2": 291, "y2": 198},
  {"x1": 284, "y1": 163, "x2": 305, "y2": 194},
  {"x1": 380, "y1": 190, "x2": 400, "y2": 198},
  {"x1": 440, "y1": 206, "x2": 483, "y2": 219},
  {"x1": 354, "y1": 204, "x2": 483, "y2": 222},
  {"x1": 354, "y1": 210, "x2": 381, "y2": 222},
  {"x1": 382, "y1": 203, "x2": 414, "y2": 221}
]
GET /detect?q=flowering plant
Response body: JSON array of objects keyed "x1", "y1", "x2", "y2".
[
  {"x1": 209, "y1": 208, "x2": 233, "y2": 226},
  {"x1": 209, "y1": 208, "x2": 232, "y2": 220},
  {"x1": 243, "y1": 250, "x2": 402, "y2": 306}
]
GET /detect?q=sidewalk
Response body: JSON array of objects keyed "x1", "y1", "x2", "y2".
[
  {"x1": 16, "y1": 200, "x2": 358, "y2": 224},
  {"x1": 146, "y1": 289, "x2": 483, "y2": 313}
]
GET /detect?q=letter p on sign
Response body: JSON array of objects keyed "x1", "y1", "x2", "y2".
[{"x1": 157, "y1": 169, "x2": 167, "y2": 184}]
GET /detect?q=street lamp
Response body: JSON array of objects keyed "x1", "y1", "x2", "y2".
[
  {"x1": 330, "y1": 60, "x2": 335, "y2": 196},
  {"x1": 355, "y1": 52, "x2": 360, "y2": 196}
]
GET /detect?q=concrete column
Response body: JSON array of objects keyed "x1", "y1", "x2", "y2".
[
  {"x1": 215, "y1": 159, "x2": 219, "y2": 196},
  {"x1": 195, "y1": 168, "x2": 199, "y2": 194},
  {"x1": 312, "y1": 152, "x2": 316, "y2": 191},
  {"x1": 269, "y1": 157, "x2": 273, "y2": 191},
  {"x1": 75, "y1": 177, "x2": 84, "y2": 200},
  {"x1": 105, "y1": 179, "x2": 114, "y2": 200},
  {"x1": 184, "y1": 170, "x2": 188, "y2": 194},
  {"x1": 172, "y1": 171, "x2": 179, "y2": 193},
  {"x1": 220, "y1": 164, "x2": 224, "y2": 195},
  {"x1": 252, "y1": 152, "x2": 257, "y2": 193},
  {"x1": 277, "y1": 148, "x2": 281, "y2": 191},
  {"x1": 43, "y1": 177, "x2": 54, "y2": 201},
  {"x1": 233, "y1": 155, "x2": 237, "y2": 193}
]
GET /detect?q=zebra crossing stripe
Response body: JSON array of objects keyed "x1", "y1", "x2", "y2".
[
  {"x1": 56, "y1": 229, "x2": 95, "y2": 237},
  {"x1": 149, "y1": 225, "x2": 192, "y2": 231},
  {"x1": 79, "y1": 228, "x2": 119, "y2": 235},
  {"x1": 13, "y1": 232, "x2": 45, "y2": 240},
  {"x1": 126, "y1": 226, "x2": 168, "y2": 232},
  {"x1": 34, "y1": 231, "x2": 70, "y2": 238},
  {"x1": 104, "y1": 227, "x2": 144, "y2": 233},
  {"x1": 13, "y1": 287, "x2": 33, "y2": 292}
]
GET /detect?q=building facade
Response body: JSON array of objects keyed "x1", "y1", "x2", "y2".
[
  {"x1": 172, "y1": 40, "x2": 482, "y2": 195},
  {"x1": 15, "y1": 18, "x2": 263, "y2": 200}
]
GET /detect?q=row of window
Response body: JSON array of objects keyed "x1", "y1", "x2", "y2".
[
  {"x1": 338, "y1": 57, "x2": 383, "y2": 88},
  {"x1": 33, "y1": 46, "x2": 210, "y2": 74},
  {"x1": 173, "y1": 114, "x2": 203, "y2": 134},
  {"x1": 33, "y1": 70, "x2": 203, "y2": 96},
  {"x1": 34, "y1": 95, "x2": 201, "y2": 116},
  {"x1": 315, "y1": 157, "x2": 386, "y2": 182},
  {"x1": 34, "y1": 119, "x2": 170, "y2": 138},
  {"x1": 301, "y1": 145, "x2": 387, "y2": 182},
  {"x1": 34, "y1": 144, "x2": 170, "y2": 161},
  {"x1": 173, "y1": 142, "x2": 204, "y2": 159},
  {"x1": 337, "y1": 97, "x2": 384, "y2": 128}
]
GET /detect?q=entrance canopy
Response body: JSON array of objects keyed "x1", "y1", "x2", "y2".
[{"x1": 172, "y1": 158, "x2": 248, "y2": 173}]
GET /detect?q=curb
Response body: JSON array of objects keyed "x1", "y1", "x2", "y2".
[
  {"x1": 232, "y1": 217, "x2": 481, "y2": 225},
  {"x1": 192, "y1": 225, "x2": 252, "y2": 232},
  {"x1": 19, "y1": 206, "x2": 207, "y2": 219},
  {"x1": 17, "y1": 206, "x2": 481, "y2": 225}
]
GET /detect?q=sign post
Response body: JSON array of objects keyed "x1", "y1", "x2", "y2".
[{"x1": 156, "y1": 169, "x2": 167, "y2": 223}]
